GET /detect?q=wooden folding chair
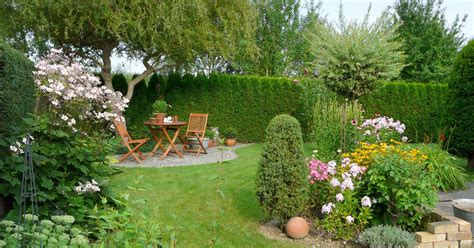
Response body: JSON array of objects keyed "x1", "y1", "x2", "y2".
[
  {"x1": 113, "y1": 118, "x2": 149, "y2": 163},
  {"x1": 182, "y1": 113, "x2": 208, "y2": 156}
]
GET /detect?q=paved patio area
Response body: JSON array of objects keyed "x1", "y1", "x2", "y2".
[
  {"x1": 437, "y1": 182, "x2": 474, "y2": 215},
  {"x1": 113, "y1": 144, "x2": 247, "y2": 168}
]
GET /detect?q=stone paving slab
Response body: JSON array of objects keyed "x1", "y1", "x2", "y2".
[
  {"x1": 113, "y1": 144, "x2": 248, "y2": 168},
  {"x1": 437, "y1": 182, "x2": 474, "y2": 215}
]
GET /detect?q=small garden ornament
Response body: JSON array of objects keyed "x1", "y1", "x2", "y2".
[{"x1": 286, "y1": 217, "x2": 309, "y2": 239}]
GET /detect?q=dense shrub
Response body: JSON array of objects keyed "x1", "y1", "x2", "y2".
[
  {"x1": 0, "y1": 43, "x2": 35, "y2": 136},
  {"x1": 448, "y1": 40, "x2": 474, "y2": 167},
  {"x1": 359, "y1": 82, "x2": 449, "y2": 142},
  {"x1": 148, "y1": 73, "x2": 166, "y2": 100},
  {"x1": 255, "y1": 115, "x2": 307, "y2": 223},
  {"x1": 311, "y1": 99, "x2": 363, "y2": 161},
  {"x1": 364, "y1": 149, "x2": 438, "y2": 231},
  {"x1": 359, "y1": 225, "x2": 416, "y2": 248},
  {"x1": 0, "y1": 215, "x2": 89, "y2": 246},
  {"x1": 1, "y1": 115, "x2": 119, "y2": 220}
]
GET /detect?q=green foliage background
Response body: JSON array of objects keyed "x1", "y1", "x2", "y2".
[
  {"x1": 359, "y1": 82, "x2": 449, "y2": 142},
  {"x1": 0, "y1": 43, "x2": 35, "y2": 136}
]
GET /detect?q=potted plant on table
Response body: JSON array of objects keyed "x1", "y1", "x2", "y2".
[
  {"x1": 223, "y1": 127, "x2": 237, "y2": 147},
  {"x1": 152, "y1": 100, "x2": 168, "y2": 123}
]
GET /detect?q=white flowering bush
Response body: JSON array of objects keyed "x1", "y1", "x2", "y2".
[
  {"x1": 357, "y1": 115, "x2": 408, "y2": 144},
  {"x1": 308, "y1": 155, "x2": 373, "y2": 239},
  {"x1": 0, "y1": 49, "x2": 124, "y2": 239},
  {"x1": 74, "y1": 180, "x2": 100, "y2": 194},
  {"x1": 34, "y1": 49, "x2": 128, "y2": 134}
]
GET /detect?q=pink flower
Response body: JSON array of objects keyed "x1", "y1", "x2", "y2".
[
  {"x1": 308, "y1": 159, "x2": 329, "y2": 181},
  {"x1": 336, "y1": 193, "x2": 344, "y2": 202}
]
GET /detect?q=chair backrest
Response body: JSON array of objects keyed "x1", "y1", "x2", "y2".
[
  {"x1": 113, "y1": 118, "x2": 131, "y2": 143},
  {"x1": 186, "y1": 113, "x2": 208, "y2": 138}
]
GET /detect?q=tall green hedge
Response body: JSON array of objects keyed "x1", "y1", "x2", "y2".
[
  {"x1": 117, "y1": 72, "x2": 448, "y2": 144},
  {"x1": 165, "y1": 73, "x2": 309, "y2": 142},
  {"x1": 0, "y1": 43, "x2": 35, "y2": 136},
  {"x1": 448, "y1": 40, "x2": 474, "y2": 164},
  {"x1": 359, "y1": 82, "x2": 449, "y2": 142}
]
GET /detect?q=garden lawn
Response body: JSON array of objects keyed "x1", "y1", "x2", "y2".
[{"x1": 109, "y1": 144, "x2": 305, "y2": 247}]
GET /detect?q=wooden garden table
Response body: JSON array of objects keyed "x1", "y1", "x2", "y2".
[{"x1": 144, "y1": 121, "x2": 187, "y2": 160}]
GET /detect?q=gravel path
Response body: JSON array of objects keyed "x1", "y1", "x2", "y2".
[
  {"x1": 437, "y1": 182, "x2": 474, "y2": 215},
  {"x1": 114, "y1": 144, "x2": 249, "y2": 168}
]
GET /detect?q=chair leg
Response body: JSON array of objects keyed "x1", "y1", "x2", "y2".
[
  {"x1": 119, "y1": 143, "x2": 145, "y2": 163},
  {"x1": 131, "y1": 152, "x2": 142, "y2": 163},
  {"x1": 196, "y1": 138, "x2": 207, "y2": 156}
]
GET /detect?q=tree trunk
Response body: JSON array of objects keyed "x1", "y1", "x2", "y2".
[
  {"x1": 125, "y1": 68, "x2": 155, "y2": 100},
  {"x1": 101, "y1": 43, "x2": 117, "y2": 90}
]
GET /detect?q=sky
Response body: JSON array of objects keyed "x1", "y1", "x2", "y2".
[{"x1": 112, "y1": 0, "x2": 474, "y2": 74}]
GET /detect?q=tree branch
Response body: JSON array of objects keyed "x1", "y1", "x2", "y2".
[{"x1": 125, "y1": 54, "x2": 161, "y2": 99}]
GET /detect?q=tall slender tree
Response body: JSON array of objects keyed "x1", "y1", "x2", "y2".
[
  {"x1": 393, "y1": 0, "x2": 466, "y2": 82},
  {"x1": 1, "y1": 0, "x2": 256, "y2": 99},
  {"x1": 249, "y1": 0, "x2": 301, "y2": 76}
]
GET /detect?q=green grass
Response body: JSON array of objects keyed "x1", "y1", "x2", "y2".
[{"x1": 109, "y1": 145, "x2": 305, "y2": 247}]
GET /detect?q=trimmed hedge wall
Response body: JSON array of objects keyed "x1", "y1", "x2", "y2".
[
  {"x1": 0, "y1": 43, "x2": 35, "y2": 136},
  {"x1": 165, "y1": 74, "x2": 309, "y2": 143},
  {"x1": 117, "y1": 73, "x2": 448, "y2": 143},
  {"x1": 359, "y1": 82, "x2": 449, "y2": 142}
]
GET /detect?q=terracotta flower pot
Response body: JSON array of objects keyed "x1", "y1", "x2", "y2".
[
  {"x1": 225, "y1": 138, "x2": 236, "y2": 147},
  {"x1": 154, "y1": 113, "x2": 166, "y2": 123},
  {"x1": 208, "y1": 140, "x2": 214, "y2": 148},
  {"x1": 286, "y1": 217, "x2": 309, "y2": 239}
]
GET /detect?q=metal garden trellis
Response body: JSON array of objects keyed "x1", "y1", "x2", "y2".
[{"x1": 16, "y1": 134, "x2": 41, "y2": 247}]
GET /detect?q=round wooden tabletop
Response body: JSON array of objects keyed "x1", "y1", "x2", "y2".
[{"x1": 144, "y1": 121, "x2": 187, "y2": 126}]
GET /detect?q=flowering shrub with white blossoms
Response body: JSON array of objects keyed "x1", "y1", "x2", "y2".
[
  {"x1": 33, "y1": 49, "x2": 128, "y2": 134},
  {"x1": 308, "y1": 155, "x2": 373, "y2": 240},
  {"x1": 357, "y1": 115, "x2": 408, "y2": 144},
  {"x1": 8, "y1": 134, "x2": 34, "y2": 154},
  {"x1": 0, "y1": 48, "x2": 125, "y2": 236},
  {"x1": 74, "y1": 180, "x2": 100, "y2": 194}
]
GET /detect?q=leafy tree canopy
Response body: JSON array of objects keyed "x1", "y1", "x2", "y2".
[
  {"x1": 305, "y1": 4, "x2": 406, "y2": 99},
  {"x1": 0, "y1": 0, "x2": 257, "y2": 99},
  {"x1": 393, "y1": 0, "x2": 466, "y2": 82}
]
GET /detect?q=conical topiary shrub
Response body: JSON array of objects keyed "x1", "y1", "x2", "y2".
[{"x1": 256, "y1": 114, "x2": 307, "y2": 223}]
